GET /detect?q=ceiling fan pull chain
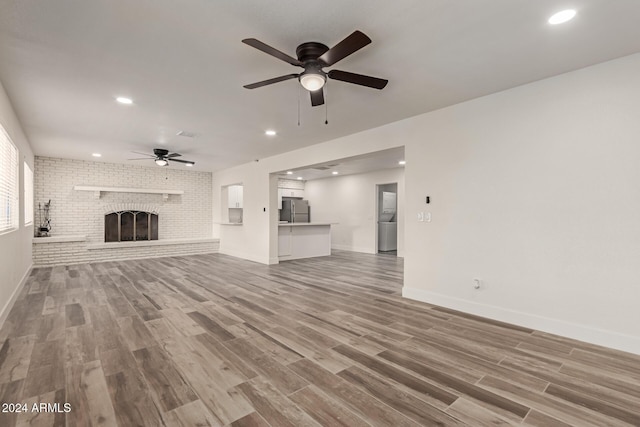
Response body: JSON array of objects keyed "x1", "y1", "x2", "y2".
[
  {"x1": 325, "y1": 82, "x2": 329, "y2": 125},
  {"x1": 297, "y1": 84, "x2": 301, "y2": 126}
]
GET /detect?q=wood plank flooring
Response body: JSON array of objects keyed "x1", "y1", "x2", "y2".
[{"x1": 1, "y1": 251, "x2": 639, "y2": 426}]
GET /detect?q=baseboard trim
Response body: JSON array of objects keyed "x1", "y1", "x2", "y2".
[
  {"x1": 331, "y1": 244, "x2": 376, "y2": 254},
  {"x1": 218, "y1": 249, "x2": 270, "y2": 265},
  {"x1": 0, "y1": 263, "x2": 33, "y2": 329},
  {"x1": 402, "y1": 286, "x2": 640, "y2": 356},
  {"x1": 268, "y1": 256, "x2": 280, "y2": 265}
]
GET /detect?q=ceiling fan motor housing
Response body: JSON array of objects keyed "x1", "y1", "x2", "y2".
[
  {"x1": 153, "y1": 148, "x2": 169, "y2": 157},
  {"x1": 296, "y1": 42, "x2": 329, "y2": 63}
]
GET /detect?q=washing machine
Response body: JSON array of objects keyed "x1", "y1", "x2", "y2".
[{"x1": 378, "y1": 212, "x2": 397, "y2": 252}]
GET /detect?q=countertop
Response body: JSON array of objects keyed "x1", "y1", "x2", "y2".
[{"x1": 278, "y1": 222, "x2": 336, "y2": 227}]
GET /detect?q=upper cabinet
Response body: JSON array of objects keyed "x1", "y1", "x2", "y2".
[
  {"x1": 228, "y1": 185, "x2": 243, "y2": 208},
  {"x1": 280, "y1": 188, "x2": 305, "y2": 199}
]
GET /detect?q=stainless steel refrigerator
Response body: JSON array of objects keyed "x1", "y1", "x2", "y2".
[{"x1": 280, "y1": 199, "x2": 310, "y2": 223}]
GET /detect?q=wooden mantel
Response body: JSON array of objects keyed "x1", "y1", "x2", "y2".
[{"x1": 73, "y1": 185, "x2": 184, "y2": 201}]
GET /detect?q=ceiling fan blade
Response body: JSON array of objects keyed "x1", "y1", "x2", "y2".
[
  {"x1": 167, "y1": 153, "x2": 182, "y2": 158},
  {"x1": 169, "y1": 158, "x2": 195, "y2": 165},
  {"x1": 318, "y1": 31, "x2": 371, "y2": 66},
  {"x1": 127, "y1": 157, "x2": 152, "y2": 160},
  {"x1": 243, "y1": 73, "x2": 299, "y2": 89},
  {"x1": 328, "y1": 69, "x2": 388, "y2": 89},
  {"x1": 310, "y1": 88, "x2": 324, "y2": 107},
  {"x1": 131, "y1": 151, "x2": 155, "y2": 157},
  {"x1": 242, "y1": 38, "x2": 303, "y2": 66}
]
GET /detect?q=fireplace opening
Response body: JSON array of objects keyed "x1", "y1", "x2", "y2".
[{"x1": 105, "y1": 211, "x2": 158, "y2": 242}]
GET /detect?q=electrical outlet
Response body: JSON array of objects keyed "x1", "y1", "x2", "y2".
[
  {"x1": 425, "y1": 212, "x2": 432, "y2": 222},
  {"x1": 473, "y1": 278, "x2": 481, "y2": 289},
  {"x1": 417, "y1": 212, "x2": 424, "y2": 222}
]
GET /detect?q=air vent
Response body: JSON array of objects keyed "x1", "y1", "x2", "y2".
[
  {"x1": 312, "y1": 163, "x2": 339, "y2": 171},
  {"x1": 176, "y1": 130, "x2": 198, "y2": 138}
]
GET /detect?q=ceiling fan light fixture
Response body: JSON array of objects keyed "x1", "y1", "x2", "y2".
[
  {"x1": 155, "y1": 158, "x2": 168, "y2": 166},
  {"x1": 300, "y1": 72, "x2": 326, "y2": 91}
]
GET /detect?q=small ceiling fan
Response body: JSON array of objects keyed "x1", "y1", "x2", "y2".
[
  {"x1": 128, "y1": 148, "x2": 195, "y2": 167},
  {"x1": 242, "y1": 30, "x2": 388, "y2": 107}
]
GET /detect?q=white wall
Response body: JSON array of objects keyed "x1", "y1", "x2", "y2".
[
  {"x1": 213, "y1": 53, "x2": 640, "y2": 354},
  {"x1": 0, "y1": 80, "x2": 34, "y2": 325},
  {"x1": 304, "y1": 168, "x2": 404, "y2": 255},
  {"x1": 402, "y1": 53, "x2": 640, "y2": 354}
]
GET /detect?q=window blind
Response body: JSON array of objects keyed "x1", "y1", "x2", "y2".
[
  {"x1": 0, "y1": 125, "x2": 19, "y2": 233},
  {"x1": 24, "y1": 161, "x2": 34, "y2": 225}
]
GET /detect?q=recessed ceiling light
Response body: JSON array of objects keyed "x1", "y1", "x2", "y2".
[
  {"x1": 265, "y1": 130, "x2": 277, "y2": 136},
  {"x1": 297, "y1": 177, "x2": 303, "y2": 180},
  {"x1": 399, "y1": 160, "x2": 406, "y2": 165},
  {"x1": 185, "y1": 163, "x2": 194, "y2": 167},
  {"x1": 332, "y1": 171, "x2": 339, "y2": 175},
  {"x1": 92, "y1": 153, "x2": 102, "y2": 157},
  {"x1": 286, "y1": 171, "x2": 293, "y2": 175},
  {"x1": 116, "y1": 96, "x2": 133, "y2": 104},
  {"x1": 548, "y1": 9, "x2": 576, "y2": 25},
  {"x1": 176, "y1": 130, "x2": 198, "y2": 138}
]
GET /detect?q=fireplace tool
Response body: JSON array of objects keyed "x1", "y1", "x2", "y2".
[{"x1": 36, "y1": 200, "x2": 52, "y2": 237}]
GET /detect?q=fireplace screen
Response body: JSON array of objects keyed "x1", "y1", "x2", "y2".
[{"x1": 105, "y1": 211, "x2": 158, "y2": 242}]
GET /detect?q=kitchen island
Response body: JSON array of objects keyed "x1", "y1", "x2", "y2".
[{"x1": 278, "y1": 223, "x2": 334, "y2": 261}]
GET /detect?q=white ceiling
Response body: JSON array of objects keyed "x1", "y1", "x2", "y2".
[
  {"x1": 275, "y1": 147, "x2": 405, "y2": 181},
  {"x1": 1, "y1": 1, "x2": 640, "y2": 172}
]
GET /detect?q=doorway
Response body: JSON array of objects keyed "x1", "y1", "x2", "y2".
[{"x1": 376, "y1": 183, "x2": 398, "y2": 255}]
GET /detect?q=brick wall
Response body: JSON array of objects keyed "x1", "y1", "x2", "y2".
[
  {"x1": 33, "y1": 157, "x2": 216, "y2": 265},
  {"x1": 278, "y1": 178, "x2": 305, "y2": 190},
  {"x1": 32, "y1": 240, "x2": 219, "y2": 266}
]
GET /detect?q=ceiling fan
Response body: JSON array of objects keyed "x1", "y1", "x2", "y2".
[
  {"x1": 128, "y1": 148, "x2": 195, "y2": 167},
  {"x1": 242, "y1": 30, "x2": 388, "y2": 107}
]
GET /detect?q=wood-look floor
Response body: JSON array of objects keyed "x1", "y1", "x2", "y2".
[{"x1": 1, "y1": 251, "x2": 639, "y2": 426}]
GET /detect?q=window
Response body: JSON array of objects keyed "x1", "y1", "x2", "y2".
[
  {"x1": 0, "y1": 124, "x2": 19, "y2": 233},
  {"x1": 24, "y1": 161, "x2": 34, "y2": 225}
]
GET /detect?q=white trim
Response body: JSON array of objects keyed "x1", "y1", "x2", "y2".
[
  {"x1": 402, "y1": 286, "x2": 640, "y2": 356},
  {"x1": 88, "y1": 237, "x2": 219, "y2": 250},
  {"x1": 0, "y1": 263, "x2": 32, "y2": 329},
  {"x1": 331, "y1": 244, "x2": 376, "y2": 254},
  {"x1": 219, "y1": 248, "x2": 270, "y2": 264}
]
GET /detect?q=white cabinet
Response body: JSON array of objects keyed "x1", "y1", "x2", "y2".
[
  {"x1": 280, "y1": 188, "x2": 304, "y2": 198},
  {"x1": 278, "y1": 188, "x2": 304, "y2": 209},
  {"x1": 278, "y1": 226, "x2": 292, "y2": 256},
  {"x1": 278, "y1": 224, "x2": 332, "y2": 260},
  {"x1": 228, "y1": 185, "x2": 243, "y2": 208}
]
